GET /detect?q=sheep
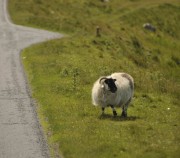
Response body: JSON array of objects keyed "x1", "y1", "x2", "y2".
[{"x1": 92, "y1": 72, "x2": 134, "y2": 117}]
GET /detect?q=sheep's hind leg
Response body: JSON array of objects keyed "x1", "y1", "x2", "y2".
[
  {"x1": 102, "y1": 107, "x2": 105, "y2": 115},
  {"x1": 121, "y1": 99, "x2": 131, "y2": 117},
  {"x1": 121, "y1": 107, "x2": 127, "y2": 118},
  {"x1": 110, "y1": 105, "x2": 117, "y2": 116}
]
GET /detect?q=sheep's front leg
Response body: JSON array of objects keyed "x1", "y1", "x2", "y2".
[{"x1": 110, "y1": 105, "x2": 117, "y2": 116}]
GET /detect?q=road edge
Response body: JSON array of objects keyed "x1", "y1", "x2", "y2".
[{"x1": 6, "y1": 0, "x2": 64, "y2": 157}]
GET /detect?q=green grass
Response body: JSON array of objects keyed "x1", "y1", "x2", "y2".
[{"x1": 9, "y1": 0, "x2": 180, "y2": 158}]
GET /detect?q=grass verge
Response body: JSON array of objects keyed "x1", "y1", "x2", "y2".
[{"x1": 9, "y1": 0, "x2": 180, "y2": 157}]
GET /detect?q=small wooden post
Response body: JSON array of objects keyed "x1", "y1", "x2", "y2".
[{"x1": 96, "y1": 26, "x2": 101, "y2": 37}]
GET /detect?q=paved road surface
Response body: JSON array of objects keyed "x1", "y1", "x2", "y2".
[{"x1": 0, "y1": 0, "x2": 63, "y2": 157}]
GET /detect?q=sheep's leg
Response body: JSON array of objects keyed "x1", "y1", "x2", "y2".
[
  {"x1": 121, "y1": 99, "x2": 131, "y2": 117},
  {"x1": 102, "y1": 107, "x2": 105, "y2": 115},
  {"x1": 121, "y1": 107, "x2": 127, "y2": 117},
  {"x1": 110, "y1": 105, "x2": 117, "y2": 116}
]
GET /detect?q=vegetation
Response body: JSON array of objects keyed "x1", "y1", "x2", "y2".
[{"x1": 9, "y1": 0, "x2": 180, "y2": 158}]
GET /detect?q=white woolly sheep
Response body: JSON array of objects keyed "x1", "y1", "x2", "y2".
[{"x1": 92, "y1": 72, "x2": 134, "y2": 117}]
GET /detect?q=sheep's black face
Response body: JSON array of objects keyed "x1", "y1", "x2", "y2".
[{"x1": 105, "y1": 78, "x2": 117, "y2": 93}]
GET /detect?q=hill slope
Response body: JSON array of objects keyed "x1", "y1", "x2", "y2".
[{"x1": 9, "y1": 0, "x2": 180, "y2": 158}]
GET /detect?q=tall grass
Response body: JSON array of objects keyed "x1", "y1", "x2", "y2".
[{"x1": 9, "y1": 0, "x2": 180, "y2": 158}]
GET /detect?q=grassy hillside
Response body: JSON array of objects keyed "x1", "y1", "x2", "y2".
[{"x1": 9, "y1": 0, "x2": 180, "y2": 158}]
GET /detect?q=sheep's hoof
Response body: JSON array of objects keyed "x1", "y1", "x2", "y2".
[{"x1": 113, "y1": 111, "x2": 117, "y2": 116}]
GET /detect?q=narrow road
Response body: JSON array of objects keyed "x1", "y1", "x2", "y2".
[{"x1": 0, "y1": 0, "x2": 63, "y2": 157}]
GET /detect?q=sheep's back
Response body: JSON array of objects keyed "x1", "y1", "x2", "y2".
[{"x1": 111, "y1": 73, "x2": 134, "y2": 88}]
